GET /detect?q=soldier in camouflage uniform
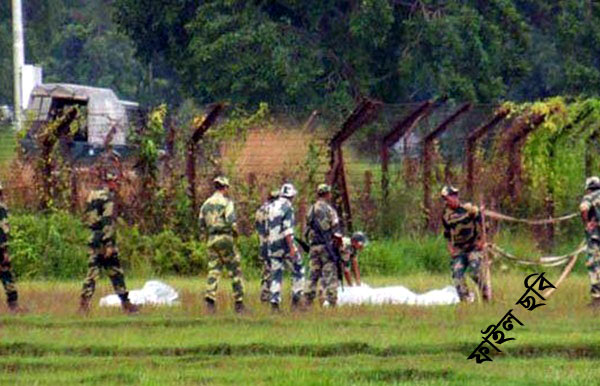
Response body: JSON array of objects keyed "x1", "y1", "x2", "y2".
[
  {"x1": 254, "y1": 190, "x2": 279, "y2": 303},
  {"x1": 441, "y1": 185, "x2": 489, "y2": 303},
  {"x1": 267, "y1": 183, "x2": 305, "y2": 312},
  {"x1": 0, "y1": 182, "x2": 22, "y2": 313},
  {"x1": 199, "y1": 176, "x2": 246, "y2": 314},
  {"x1": 305, "y1": 184, "x2": 342, "y2": 307},
  {"x1": 579, "y1": 177, "x2": 600, "y2": 307},
  {"x1": 339, "y1": 232, "x2": 367, "y2": 287},
  {"x1": 79, "y1": 172, "x2": 139, "y2": 314}
]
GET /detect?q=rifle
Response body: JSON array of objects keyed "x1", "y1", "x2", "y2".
[
  {"x1": 294, "y1": 236, "x2": 310, "y2": 254},
  {"x1": 308, "y1": 215, "x2": 344, "y2": 290}
]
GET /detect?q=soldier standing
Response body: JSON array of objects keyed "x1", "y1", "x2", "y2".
[
  {"x1": 339, "y1": 232, "x2": 367, "y2": 287},
  {"x1": 579, "y1": 177, "x2": 600, "y2": 307},
  {"x1": 254, "y1": 190, "x2": 279, "y2": 303},
  {"x1": 305, "y1": 184, "x2": 342, "y2": 307},
  {"x1": 267, "y1": 183, "x2": 305, "y2": 312},
  {"x1": 199, "y1": 176, "x2": 246, "y2": 314},
  {"x1": 0, "y1": 183, "x2": 22, "y2": 313},
  {"x1": 441, "y1": 185, "x2": 489, "y2": 303},
  {"x1": 79, "y1": 172, "x2": 138, "y2": 314}
]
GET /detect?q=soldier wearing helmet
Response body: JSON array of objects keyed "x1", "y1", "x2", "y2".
[
  {"x1": 79, "y1": 170, "x2": 138, "y2": 314},
  {"x1": 304, "y1": 183, "x2": 343, "y2": 306},
  {"x1": 441, "y1": 185, "x2": 489, "y2": 303},
  {"x1": 199, "y1": 176, "x2": 246, "y2": 314},
  {"x1": 0, "y1": 182, "x2": 24, "y2": 313},
  {"x1": 580, "y1": 176, "x2": 600, "y2": 306},
  {"x1": 254, "y1": 189, "x2": 279, "y2": 303},
  {"x1": 266, "y1": 182, "x2": 305, "y2": 312},
  {"x1": 338, "y1": 231, "x2": 368, "y2": 286}
]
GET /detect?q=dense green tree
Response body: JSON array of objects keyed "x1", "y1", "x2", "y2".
[
  {"x1": 3, "y1": 0, "x2": 600, "y2": 113},
  {"x1": 0, "y1": 0, "x2": 148, "y2": 106}
]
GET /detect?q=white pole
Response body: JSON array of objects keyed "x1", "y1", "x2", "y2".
[{"x1": 12, "y1": 0, "x2": 25, "y2": 132}]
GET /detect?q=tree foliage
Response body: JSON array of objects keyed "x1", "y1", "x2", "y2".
[
  {"x1": 2, "y1": 1, "x2": 600, "y2": 114},
  {"x1": 113, "y1": 0, "x2": 600, "y2": 111}
]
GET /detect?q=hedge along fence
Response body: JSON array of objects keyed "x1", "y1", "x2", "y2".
[
  {"x1": 7, "y1": 210, "x2": 589, "y2": 281},
  {"x1": 4, "y1": 210, "x2": 450, "y2": 280},
  {"x1": 5, "y1": 209, "x2": 281, "y2": 279}
]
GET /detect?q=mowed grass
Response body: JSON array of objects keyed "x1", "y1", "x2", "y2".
[{"x1": 1, "y1": 272, "x2": 599, "y2": 385}]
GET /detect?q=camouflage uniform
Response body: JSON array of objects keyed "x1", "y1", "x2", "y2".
[
  {"x1": 305, "y1": 199, "x2": 340, "y2": 305},
  {"x1": 442, "y1": 202, "x2": 488, "y2": 302},
  {"x1": 339, "y1": 236, "x2": 357, "y2": 270},
  {"x1": 580, "y1": 188, "x2": 600, "y2": 299},
  {"x1": 0, "y1": 199, "x2": 18, "y2": 307},
  {"x1": 267, "y1": 196, "x2": 305, "y2": 305},
  {"x1": 255, "y1": 199, "x2": 272, "y2": 302},
  {"x1": 80, "y1": 188, "x2": 131, "y2": 304},
  {"x1": 199, "y1": 191, "x2": 244, "y2": 304}
]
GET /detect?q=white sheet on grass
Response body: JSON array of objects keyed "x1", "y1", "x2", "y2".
[
  {"x1": 336, "y1": 283, "x2": 459, "y2": 306},
  {"x1": 99, "y1": 280, "x2": 179, "y2": 307}
]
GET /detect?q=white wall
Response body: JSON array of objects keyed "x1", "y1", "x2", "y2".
[{"x1": 21, "y1": 65, "x2": 42, "y2": 109}]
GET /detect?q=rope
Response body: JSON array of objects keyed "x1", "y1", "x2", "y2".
[
  {"x1": 484, "y1": 210, "x2": 578, "y2": 225},
  {"x1": 543, "y1": 253, "x2": 580, "y2": 298},
  {"x1": 487, "y1": 242, "x2": 586, "y2": 267}
]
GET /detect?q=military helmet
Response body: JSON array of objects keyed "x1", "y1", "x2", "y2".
[
  {"x1": 585, "y1": 176, "x2": 600, "y2": 190},
  {"x1": 269, "y1": 190, "x2": 279, "y2": 200},
  {"x1": 280, "y1": 183, "x2": 297, "y2": 198},
  {"x1": 351, "y1": 231, "x2": 368, "y2": 246},
  {"x1": 214, "y1": 176, "x2": 230, "y2": 188},
  {"x1": 440, "y1": 185, "x2": 459, "y2": 198},
  {"x1": 317, "y1": 183, "x2": 331, "y2": 195}
]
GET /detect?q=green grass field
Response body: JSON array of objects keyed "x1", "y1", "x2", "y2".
[{"x1": 1, "y1": 272, "x2": 599, "y2": 385}]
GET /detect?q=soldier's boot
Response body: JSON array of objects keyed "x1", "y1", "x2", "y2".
[
  {"x1": 234, "y1": 301, "x2": 249, "y2": 315},
  {"x1": 205, "y1": 298, "x2": 216, "y2": 314},
  {"x1": 7, "y1": 300, "x2": 25, "y2": 314},
  {"x1": 260, "y1": 292, "x2": 270, "y2": 303},
  {"x1": 291, "y1": 296, "x2": 307, "y2": 312},
  {"x1": 304, "y1": 295, "x2": 314, "y2": 308},
  {"x1": 480, "y1": 284, "x2": 492, "y2": 302},
  {"x1": 78, "y1": 296, "x2": 91, "y2": 315},
  {"x1": 587, "y1": 297, "x2": 600, "y2": 308},
  {"x1": 121, "y1": 300, "x2": 139, "y2": 314},
  {"x1": 270, "y1": 302, "x2": 281, "y2": 314}
]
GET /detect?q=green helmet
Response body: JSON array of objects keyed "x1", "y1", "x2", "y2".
[
  {"x1": 351, "y1": 231, "x2": 368, "y2": 246},
  {"x1": 214, "y1": 176, "x2": 230, "y2": 188},
  {"x1": 317, "y1": 183, "x2": 331, "y2": 195}
]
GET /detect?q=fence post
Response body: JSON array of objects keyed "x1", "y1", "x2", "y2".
[
  {"x1": 501, "y1": 110, "x2": 557, "y2": 202},
  {"x1": 327, "y1": 99, "x2": 382, "y2": 232},
  {"x1": 465, "y1": 108, "x2": 509, "y2": 199},
  {"x1": 381, "y1": 100, "x2": 435, "y2": 204},
  {"x1": 186, "y1": 103, "x2": 225, "y2": 214},
  {"x1": 422, "y1": 103, "x2": 472, "y2": 231}
]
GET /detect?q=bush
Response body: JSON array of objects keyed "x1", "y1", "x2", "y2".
[
  {"x1": 7, "y1": 210, "x2": 581, "y2": 280},
  {"x1": 10, "y1": 211, "x2": 89, "y2": 279}
]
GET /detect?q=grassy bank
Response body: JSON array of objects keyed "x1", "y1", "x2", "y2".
[{"x1": 0, "y1": 273, "x2": 597, "y2": 385}]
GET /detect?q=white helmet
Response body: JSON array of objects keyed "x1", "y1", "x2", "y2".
[
  {"x1": 586, "y1": 176, "x2": 600, "y2": 190},
  {"x1": 280, "y1": 183, "x2": 297, "y2": 198}
]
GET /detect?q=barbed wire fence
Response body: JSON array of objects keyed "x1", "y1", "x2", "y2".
[{"x1": 0, "y1": 100, "x2": 592, "y2": 247}]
